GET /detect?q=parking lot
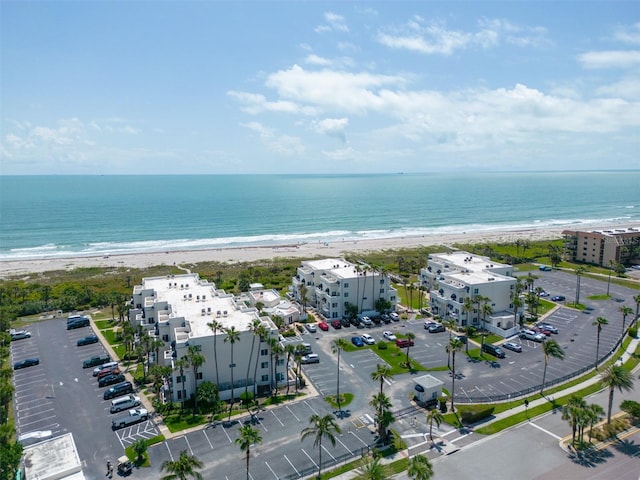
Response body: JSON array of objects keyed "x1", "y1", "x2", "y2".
[
  {"x1": 145, "y1": 396, "x2": 376, "y2": 479},
  {"x1": 10, "y1": 317, "x2": 158, "y2": 478}
]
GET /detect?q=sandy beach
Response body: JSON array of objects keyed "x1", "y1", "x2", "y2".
[
  {"x1": 0, "y1": 226, "x2": 573, "y2": 278},
  {"x1": 3, "y1": 222, "x2": 639, "y2": 279}
]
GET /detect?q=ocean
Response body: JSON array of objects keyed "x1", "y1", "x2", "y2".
[{"x1": 1, "y1": 172, "x2": 639, "y2": 261}]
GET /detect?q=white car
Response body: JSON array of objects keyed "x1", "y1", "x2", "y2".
[
  {"x1": 111, "y1": 408, "x2": 149, "y2": 429},
  {"x1": 382, "y1": 331, "x2": 397, "y2": 341},
  {"x1": 305, "y1": 323, "x2": 317, "y2": 333},
  {"x1": 10, "y1": 330, "x2": 31, "y2": 341},
  {"x1": 361, "y1": 333, "x2": 375, "y2": 345}
]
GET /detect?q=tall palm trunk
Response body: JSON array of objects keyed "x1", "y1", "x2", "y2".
[
  {"x1": 246, "y1": 335, "x2": 256, "y2": 401},
  {"x1": 228, "y1": 344, "x2": 235, "y2": 420}
]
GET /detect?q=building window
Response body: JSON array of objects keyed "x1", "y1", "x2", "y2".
[
  {"x1": 344, "y1": 292, "x2": 349, "y2": 297},
  {"x1": 276, "y1": 373, "x2": 285, "y2": 381},
  {"x1": 332, "y1": 303, "x2": 337, "y2": 308},
  {"x1": 474, "y1": 289, "x2": 479, "y2": 294},
  {"x1": 380, "y1": 288, "x2": 384, "y2": 294},
  {"x1": 261, "y1": 362, "x2": 268, "y2": 369},
  {"x1": 380, "y1": 279, "x2": 384, "y2": 284},
  {"x1": 261, "y1": 375, "x2": 269, "y2": 382},
  {"x1": 277, "y1": 359, "x2": 284, "y2": 366},
  {"x1": 177, "y1": 391, "x2": 182, "y2": 399},
  {"x1": 176, "y1": 376, "x2": 182, "y2": 384},
  {"x1": 261, "y1": 349, "x2": 268, "y2": 356},
  {"x1": 162, "y1": 334, "x2": 169, "y2": 341},
  {"x1": 344, "y1": 283, "x2": 349, "y2": 288},
  {"x1": 197, "y1": 372, "x2": 203, "y2": 380}
]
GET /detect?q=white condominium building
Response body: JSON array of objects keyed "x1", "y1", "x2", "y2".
[
  {"x1": 291, "y1": 258, "x2": 398, "y2": 319},
  {"x1": 130, "y1": 273, "x2": 281, "y2": 402},
  {"x1": 420, "y1": 252, "x2": 519, "y2": 337}
]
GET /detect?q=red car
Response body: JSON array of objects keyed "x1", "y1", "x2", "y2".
[
  {"x1": 533, "y1": 326, "x2": 551, "y2": 336},
  {"x1": 318, "y1": 321, "x2": 329, "y2": 331},
  {"x1": 331, "y1": 319, "x2": 342, "y2": 329},
  {"x1": 396, "y1": 338, "x2": 415, "y2": 348}
]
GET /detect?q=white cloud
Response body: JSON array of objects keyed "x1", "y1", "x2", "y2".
[
  {"x1": 596, "y1": 77, "x2": 640, "y2": 99},
  {"x1": 305, "y1": 54, "x2": 332, "y2": 66},
  {"x1": 311, "y1": 118, "x2": 349, "y2": 144},
  {"x1": 377, "y1": 17, "x2": 550, "y2": 55},
  {"x1": 315, "y1": 12, "x2": 349, "y2": 33},
  {"x1": 242, "y1": 121, "x2": 305, "y2": 156},
  {"x1": 577, "y1": 50, "x2": 640, "y2": 69},
  {"x1": 613, "y1": 22, "x2": 640, "y2": 45},
  {"x1": 228, "y1": 90, "x2": 317, "y2": 115}
]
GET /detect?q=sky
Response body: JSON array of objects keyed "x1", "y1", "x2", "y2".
[{"x1": 1, "y1": 1, "x2": 639, "y2": 175}]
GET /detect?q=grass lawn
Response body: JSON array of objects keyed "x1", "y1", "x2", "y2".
[
  {"x1": 94, "y1": 319, "x2": 117, "y2": 330},
  {"x1": 101, "y1": 329, "x2": 120, "y2": 345},
  {"x1": 325, "y1": 393, "x2": 354, "y2": 409},
  {"x1": 164, "y1": 413, "x2": 207, "y2": 432},
  {"x1": 112, "y1": 345, "x2": 127, "y2": 360},
  {"x1": 373, "y1": 343, "x2": 426, "y2": 374},
  {"x1": 587, "y1": 294, "x2": 610, "y2": 301}
]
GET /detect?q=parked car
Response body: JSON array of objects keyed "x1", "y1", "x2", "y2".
[
  {"x1": 551, "y1": 295, "x2": 566, "y2": 302},
  {"x1": 98, "y1": 373, "x2": 126, "y2": 388},
  {"x1": 301, "y1": 354, "x2": 320, "y2": 364},
  {"x1": 305, "y1": 323, "x2": 317, "y2": 333},
  {"x1": 383, "y1": 331, "x2": 397, "y2": 341},
  {"x1": 454, "y1": 335, "x2": 467, "y2": 344},
  {"x1": 428, "y1": 324, "x2": 446, "y2": 333},
  {"x1": 538, "y1": 291, "x2": 550, "y2": 297},
  {"x1": 381, "y1": 314, "x2": 392, "y2": 324},
  {"x1": 10, "y1": 330, "x2": 32, "y2": 341},
  {"x1": 104, "y1": 382, "x2": 134, "y2": 400},
  {"x1": 361, "y1": 317, "x2": 373, "y2": 328},
  {"x1": 351, "y1": 336, "x2": 364, "y2": 347},
  {"x1": 539, "y1": 265, "x2": 552, "y2": 271},
  {"x1": 110, "y1": 395, "x2": 142, "y2": 413},
  {"x1": 502, "y1": 341, "x2": 522, "y2": 353},
  {"x1": 296, "y1": 343, "x2": 312, "y2": 355},
  {"x1": 112, "y1": 408, "x2": 149, "y2": 429},
  {"x1": 93, "y1": 360, "x2": 118, "y2": 376},
  {"x1": 84, "y1": 354, "x2": 111, "y2": 369},
  {"x1": 372, "y1": 316, "x2": 383, "y2": 325},
  {"x1": 389, "y1": 312, "x2": 400, "y2": 322},
  {"x1": 331, "y1": 320, "x2": 342, "y2": 329},
  {"x1": 361, "y1": 333, "x2": 375, "y2": 345},
  {"x1": 77, "y1": 334, "x2": 99, "y2": 346},
  {"x1": 67, "y1": 317, "x2": 90, "y2": 329},
  {"x1": 350, "y1": 317, "x2": 362, "y2": 327},
  {"x1": 340, "y1": 318, "x2": 351, "y2": 327},
  {"x1": 318, "y1": 321, "x2": 329, "y2": 331},
  {"x1": 481, "y1": 343, "x2": 506, "y2": 359},
  {"x1": 97, "y1": 367, "x2": 121, "y2": 381},
  {"x1": 538, "y1": 323, "x2": 559, "y2": 334},
  {"x1": 520, "y1": 329, "x2": 546, "y2": 342},
  {"x1": 396, "y1": 338, "x2": 414, "y2": 348},
  {"x1": 14, "y1": 358, "x2": 40, "y2": 370},
  {"x1": 533, "y1": 326, "x2": 551, "y2": 336},
  {"x1": 423, "y1": 321, "x2": 438, "y2": 329}
]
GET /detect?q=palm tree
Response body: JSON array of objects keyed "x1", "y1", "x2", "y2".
[
  {"x1": 284, "y1": 343, "x2": 296, "y2": 398},
  {"x1": 160, "y1": 450, "x2": 203, "y2": 480},
  {"x1": 132, "y1": 438, "x2": 148, "y2": 465},
  {"x1": 356, "y1": 455, "x2": 391, "y2": 480},
  {"x1": 407, "y1": 454, "x2": 434, "y2": 480},
  {"x1": 480, "y1": 300, "x2": 493, "y2": 350},
  {"x1": 574, "y1": 265, "x2": 588, "y2": 306},
  {"x1": 561, "y1": 395, "x2": 587, "y2": 444},
  {"x1": 404, "y1": 332, "x2": 416, "y2": 367},
  {"x1": 300, "y1": 414, "x2": 342, "y2": 479},
  {"x1": 271, "y1": 340, "x2": 285, "y2": 397},
  {"x1": 540, "y1": 339, "x2": 565, "y2": 395},
  {"x1": 224, "y1": 326, "x2": 241, "y2": 419},
  {"x1": 370, "y1": 392, "x2": 394, "y2": 444},
  {"x1": 252, "y1": 324, "x2": 269, "y2": 397},
  {"x1": 207, "y1": 320, "x2": 222, "y2": 387},
  {"x1": 601, "y1": 364, "x2": 635, "y2": 423},
  {"x1": 187, "y1": 345, "x2": 205, "y2": 416},
  {"x1": 461, "y1": 297, "x2": 475, "y2": 353},
  {"x1": 446, "y1": 337, "x2": 464, "y2": 413},
  {"x1": 619, "y1": 305, "x2": 633, "y2": 336},
  {"x1": 175, "y1": 357, "x2": 190, "y2": 409},
  {"x1": 371, "y1": 364, "x2": 393, "y2": 396},
  {"x1": 633, "y1": 293, "x2": 640, "y2": 329},
  {"x1": 586, "y1": 403, "x2": 604, "y2": 443},
  {"x1": 332, "y1": 338, "x2": 349, "y2": 414},
  {"x1": 426, "y1": 408, "x2": 443, "y2": 445},
  {"x1": 593, "y1": 316, "x2": 608, "y2": 370},
  {"x1": 245, "y1": 319, "x2": 262, "y2": 401},
  {"x1": 235, "y1": 424, "x2": 262, "y2": 480}
]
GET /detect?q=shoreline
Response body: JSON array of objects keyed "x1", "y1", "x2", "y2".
[{"x1": 3, "y1": 222, "x2": 639, "y2": 279}]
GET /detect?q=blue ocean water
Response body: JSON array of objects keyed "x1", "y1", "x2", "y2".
[{"x1": 1, "y1": 172, "x2": 639, "y2": 260}]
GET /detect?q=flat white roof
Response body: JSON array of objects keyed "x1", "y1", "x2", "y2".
[
  {"x1": 413, "y1": 374, "x2": 445, "y2": 388},
  {"x1": 143, "y1": 274, "x2": 261, "y2": 337},
  {"x1": 22, "y1": 433, "x2": 85, "y2": 480}
]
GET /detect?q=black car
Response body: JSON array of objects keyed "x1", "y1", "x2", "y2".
[
  {"x1": 551, "y1": 295, "x2": 566, "y2": 302},
  {"x1": 98, "y1": 373, "x2": 126, "y2": 387},
  {"x1": 14, "y1": 358, "x2": 40, "y2": 370},
  {"x1": 104, "y1": 381, "x2": 134, "y2": 400},
  {"x1": 83, "y1": 354, "x2": 111, "y2": 368},
  {"x1": 67, "y1": 318, "x2": 90, "y2": 330},
  {"x1": 77, "y1": 334, "x2": 99, "y2": 346}
]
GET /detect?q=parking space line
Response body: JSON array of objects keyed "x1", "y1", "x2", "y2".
[
  {"x1": 349, "y1": 430, "x2": 369, "y2": 447},
  {"x1": 271, "y1": 410, "x2": 284, "y2": 427},
  {"x1": 222, "y1": 424, "x2": 233, "y2": 443},
  {"x1": 184, "y1": 434, "x2": 194, "y2": 455},
  {"x1": 264, "y1": 461, "x2": 279, "y2": 479},
  {"x1": 301, "y1": 448, "x2": 318, "y2": 468},
  {"x1": 335, "y1": 435, "x2": 355, "y2": 456},
  {"x1": 165, "y1": 441, "x2": 174, "y2": 461},
  {"x1": 19, "y1": 409, "x2": 55, "y2": 421},
  {"x1": 527, "y1": 421, "x2": 561, "y2": 440},
  {"x1": 284, "y1": 454, "x2": 301, "y2": 477},
  {"x1": 203, "y1": 430, "x2": 214, "y2": 449},
  {"x1": 304, "y1": 400, "x2": 320, "y2": 416},
  {"x1": 322, "y1": 444, "x2": 336, "y2": 461},
  {"x1": 285, "y1": 405, "x2": 301, "y2": 422}
]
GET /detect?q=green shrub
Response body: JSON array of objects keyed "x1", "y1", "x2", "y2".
[
  {"x1": 620, "y1": 400, "x2": 640, "y2": 419},
  {"x1": 459, "y1": 405, "x2": 495, "y2": 424},
  {"x1": 628, "y1": 327, "x2": 638, "y2": 339},
  {"x1": 377, "y1": 342, "x2": 388, "y2": 350},
  {"x1": 282, "y1": 329, "x2": 296, "y2": 337}
]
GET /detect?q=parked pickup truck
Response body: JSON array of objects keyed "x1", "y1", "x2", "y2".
[{"x1": 111, "y1": 408, "x2": 149, "y2": 429}]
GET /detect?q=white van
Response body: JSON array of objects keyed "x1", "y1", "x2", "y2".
[
  {"x1": 110, "y1": 394, "x2": 142, "y2": 413},
  {"x1": 93, "y1": 361, "x2": 118, "y2": 377}
]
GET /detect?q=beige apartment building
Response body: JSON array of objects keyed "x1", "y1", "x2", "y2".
[{"x1": 562, "y1": 227, "x2": 640, "y2": 267}]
